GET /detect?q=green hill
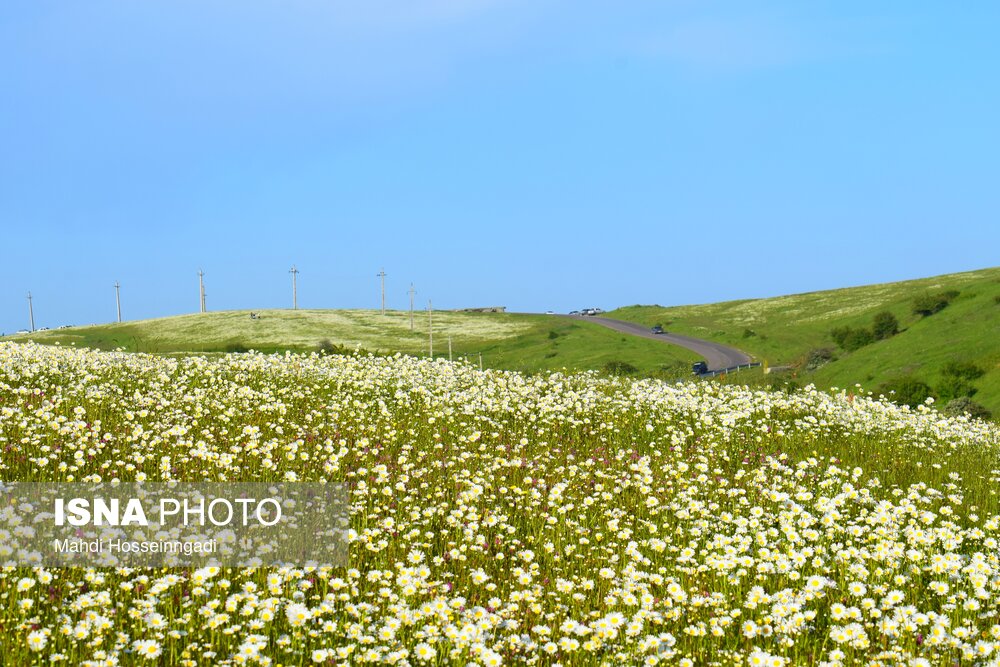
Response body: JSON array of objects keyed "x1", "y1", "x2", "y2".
[
  {"x1": 1, "y1": 308, "x2": 697, "y2": 377},
  {"x1": 611, "y1": 266, "x2": 1000, "y2": 416}
]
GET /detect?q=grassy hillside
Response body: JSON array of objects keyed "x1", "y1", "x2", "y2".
[
  {"x1": 1, "y1": 309, "x2": 698, "y2": 377},
  {"x1": 611, "y1": 267, "x2": 1000, "y2": 415}
]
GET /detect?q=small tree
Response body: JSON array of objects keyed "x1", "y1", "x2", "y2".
[{"x1": 871, "y1": 311, "x2": 899, "y2": 340}]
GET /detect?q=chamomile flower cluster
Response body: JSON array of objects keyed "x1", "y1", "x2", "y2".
[{"x1": 0, "y1": 341, "x2": 998, "y2": 665}]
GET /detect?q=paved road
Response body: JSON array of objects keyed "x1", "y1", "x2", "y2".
[{"x1": 560, "y1": 315, "x2": 754, "y2": 372}]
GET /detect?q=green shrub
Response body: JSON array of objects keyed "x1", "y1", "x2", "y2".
[
  {"x1": 941, "y1": 360, "x2": 984, "y2": 380},
  {"x1": 878, "y1": 376, "x2": 934, "y2": 408},
  {"x1": 871, "y1": 311, "x2": 899, "y2": 340},
  {"x1": 830, "y1": 326, "x2": 852, "y2": 348},
  {"x1": 994, "y1": 295, "x2": 1000, "y2": 305},
  {"x1": 942, "y1": 397, "x2": 992, "y2": 421},
  {"x1": 317, "y1": 339, "x2": 369, "y2": 356},
  {"x1": 547, "y1": 330, "x2": 561, "y2": 340},
  {"x1": 602, "y1": 360, "x2": 639, "y2": 376},
  {"x1": 225, "y1": 341, "x2": 249, "y2": 353},
  {"x1": 742, "y1": 328, "x2": 757, "y2": 338},
  {"x1": 831, "y1": 326, "x2": 875, "y2": 351},
  {"x1": 912, "y1": 290, "x2": 959, "y2": 317},
  {"x1": 936, "y1": 375, "x2": 977, "y2": 403},
  {"x1": 841, "y1": 328, "x2": 875, "y2": 351},
  {"x1": 770, "y1": 379, "x2": 800, "y2": 394}
]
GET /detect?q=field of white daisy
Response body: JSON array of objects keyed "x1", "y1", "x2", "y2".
[{"x1": 1, "y1": 341, "x2": 998, "y2": 666}]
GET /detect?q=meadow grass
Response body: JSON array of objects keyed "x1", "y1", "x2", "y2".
[
  {"x1": 1, "y1": 309, "x2": 697, "y2": 379},
  {"x1": 0, "y1": 342, "x2": 998, "y2": 665}
]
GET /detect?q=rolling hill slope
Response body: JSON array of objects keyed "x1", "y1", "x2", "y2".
[
  {"x1": 611, "y1": 267, "x2": 1000, "y2": 414},
  {"x1": 1, "y1": 309, "x2": 698, "y2": 377}
]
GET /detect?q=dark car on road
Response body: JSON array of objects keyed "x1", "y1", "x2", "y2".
[
  {"x1": 651, "y1": 325, "x2": 665, "y2": 335},
  {"x1": 692, "y1": 361, "x2": 709, "y2": 375}
]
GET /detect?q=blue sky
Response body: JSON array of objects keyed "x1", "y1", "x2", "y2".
[{"x1": 2, "y1": 1, "x2": 998, "y2": 332}]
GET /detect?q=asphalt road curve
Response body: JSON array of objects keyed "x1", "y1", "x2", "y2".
[{"x1": 563, "y1": 315, "x2": 753, "y2": 372}]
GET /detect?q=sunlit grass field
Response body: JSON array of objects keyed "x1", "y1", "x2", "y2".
[
  {"x1": 611, "y1": 267, "x2": 1000, "y2": 415},
  {"x1": 1, "y1": 309, "x2": 697, "y2": 378},
  {"x1": 1, "y1": 342, "x2": 998, "y2": 665}
]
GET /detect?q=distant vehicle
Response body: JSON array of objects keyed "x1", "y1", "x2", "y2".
[
  {"x1": 569, "y1": 310, "x2": 580, "y2": 315},
  {"x1": 16, "y1": 329, "x2": 30, "y2": 335},
  {"x1": 544, "y1": 310, "x2": 555, "y2": 315},
  {"x1": 651, "y1": 325, "x2": 665, "y2": 334},
  {"x1": 692, "y1": 361, "x2": 709, "y2": 375},
  {"x1": 580, "y1": 308, "x2": 603, "y2": 316},
  {"x1": 38, "y1": 327, "x2": 50, "y2": 331},
  {"x1": 57, "y1": 325, "x2": 72, "y2": 329}
]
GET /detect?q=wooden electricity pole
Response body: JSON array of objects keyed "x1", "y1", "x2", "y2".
[
  {"x1": 27, "y1": 292, "x2": 35, "y2": 332},
  {"x1": 290, "y1": 265, "x2": 299, "y2": 310},
  {"x1": 428, "y1": 299, "x2": 433, "y2": 357},
  {"x1": 115, "y1": 281, "x2": 122, "y2": 322}
]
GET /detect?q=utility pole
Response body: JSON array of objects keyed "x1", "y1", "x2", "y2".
[
  {"x1": 428, "y1": 300, "x2": 433, "y2": 357},
  {"x1": 377, "y1": 268, "x2": 387, "y2": 315},
  {"x1": 115, "y1": 281, "x2": 122, "y2": 323},
  {"x1": 198, "y1": 270, "x2": 206, "y2": 313},
  {"x1": 27, "y1": 292, "x2": 35, "y2": 332},
  {"x1": 290, "y1": 265, "x2": 299, "y2": 310},
  {"x1": 408, "y1": 283, "x2": 416, "y2": 331}
]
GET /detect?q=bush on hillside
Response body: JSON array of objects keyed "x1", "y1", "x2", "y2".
[
  {"x1": 841, "y1": 328, "x2": 875, "y2": 351},
  {"x1": 831, "y1": 309, "x2": 899, "y2": 353},
  {"x1": 912, "y1": 290, "x2": 959, "y2": 317},
  {"x1": 830, "y1": 326, "x2": 851, "y2": 348},
  {"x1": 878, "y1": 376, "x2": 934, "y2": 408},
  {"x1": 942, "y1": 397, "x2": 992, "y2": 421},
  {"x1": 805, "y1": 347, "x2": 834, "y2": 371},
  {"x1": 871, "y1": 311, "x2": 900, "y2": 340},
  {"x1": 317, "y1": 339, "x2": 371, "y2": 356},
  {"x1": 936, "y1": 375, "x2": 977, "y2": 403},
  {"x1": 602, "y1": 360, "x2": 639, "y2": 376},
  {"x1": 941, "y1": 360, "x2": 985, "y2": 381}
]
